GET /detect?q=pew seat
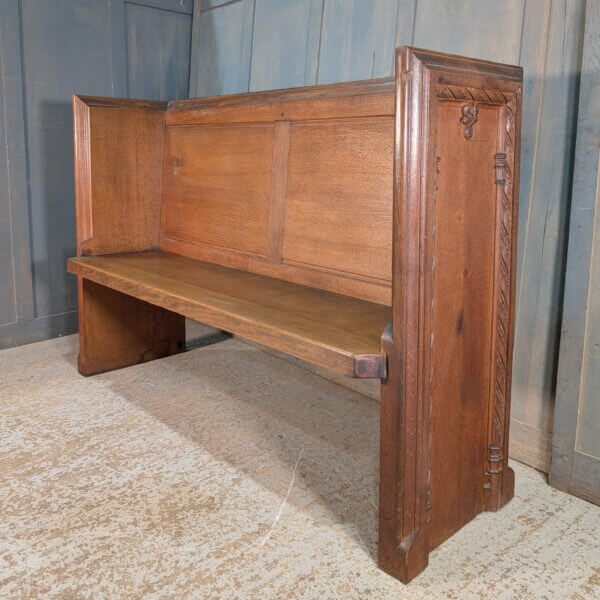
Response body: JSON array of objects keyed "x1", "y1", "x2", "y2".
[{"x1": 68, "y1": 251, "x2": 390, "y2": 378}]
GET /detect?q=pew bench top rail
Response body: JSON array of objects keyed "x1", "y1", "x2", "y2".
[{"x1": 67, "y1": 252, "x2": 390, "y2": 378}]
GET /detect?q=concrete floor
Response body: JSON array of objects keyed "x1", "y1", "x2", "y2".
[{"x1": 1, "y1": 330, "x2": 599, "y2": 599}]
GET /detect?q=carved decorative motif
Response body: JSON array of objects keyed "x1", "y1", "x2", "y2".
[
  {"x1": 489, "y1": 97, "x2": 516, "y2": 483},
  {"x1": 436, "y1": 84, "x2": 513, "y2": 105},
  {"x1": 459, "y1": 104, "x2": 479, "y2": 139}
]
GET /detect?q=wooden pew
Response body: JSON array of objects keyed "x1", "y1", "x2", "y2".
[{"x1": 67, "y1": 47, "x2": 523, "y2": 583}]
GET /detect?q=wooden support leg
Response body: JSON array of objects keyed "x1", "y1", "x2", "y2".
[
  {"x1": 77, "y1": 277, "x2": 185, "y2": 376},
  {"x1": 485, "y1": 459, "x2": 516, "y2": 512},
  {"x1": 378, "y1": 325, "x2": 429, "y2": 583}
]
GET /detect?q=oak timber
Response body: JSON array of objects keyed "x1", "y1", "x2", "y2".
[
  {"x1": 69, "y1": 47, "x2": 523, "y2": 584},
  {"x1": 68, "y1": 252, "x2": 390, "y2": 378}
]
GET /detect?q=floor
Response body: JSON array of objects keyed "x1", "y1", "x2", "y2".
[{"x1": 1, "y1": 330, "x2": 599, "y2": 600}]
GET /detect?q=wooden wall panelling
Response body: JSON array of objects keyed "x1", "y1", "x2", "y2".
[
  {"x1": 500, "y1": 0, "x2": 552, "y2": 470},
  {"x1": 0, "y1": 0, "x2": 32, "y2": 330},
  {"x1": 317, "y1": 0, "x2": 399, "y2": 83},
  {"x1": 550, "y1": 2, "x2": 600, "y2": 506},
  {"x1": 189, "y1": 0, "x2": 256, "y2": 96},
  {"x1": 187, "y1": 0, "x2": 587, "y2": 473},
  {"x1": 0, "y1": 53, "x2": 16, "y2": 327},
  {"x1": 124, "y1": 1, "x2": 192, "y2": 99},
  {"x1": 19, "y1": 0, "x2": 115, "y2": 320},
  {"x1": 510, "y1": 0, "x2": 585, "y2": 471},
  {"x1": 0, "y1": 0, "x2": 193, "y2": 350},
  {"x1": 110, "y1": 0, "x2": 194, "y2": 97},
  {"x1": 411, "y1": 0, "x2": 525, "y2": 64},
  {"x1": 125, "y1": 0, "x2": 194, "y2": 12},
  {"x1": 394, "y1": 0, "x2": 417, "y2": 47},
  {"x1": 250, "y1": 0, "x2": 323, "y2": 90}
]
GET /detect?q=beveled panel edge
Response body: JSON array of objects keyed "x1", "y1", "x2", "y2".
[
  {"x1": 74, "y1": 95, "x2": 168, "y2": 111},
  {"x1": 403, "y1": 47, "x2": 523, "y2": 82}
]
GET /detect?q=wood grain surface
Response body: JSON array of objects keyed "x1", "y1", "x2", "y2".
[{"x1": 68, "y1": 252, "x2": 390, "y2": 378}]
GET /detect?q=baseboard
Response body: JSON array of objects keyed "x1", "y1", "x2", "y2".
[
  {"x1": 0, "y1": 311, "x2": 78, "y2": 350},
  {"x1": 507, "y1": 418, "x2": 552, "y2": 473}
]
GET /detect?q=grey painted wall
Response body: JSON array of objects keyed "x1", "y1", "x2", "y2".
[
  {"x1": 188, "y1": 0, "x2": 586, "y2": 472},
  {"x1": 0, "y1": 0, "x2": 192, "y2": 349}
]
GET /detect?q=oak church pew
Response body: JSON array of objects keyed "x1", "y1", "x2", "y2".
[{"x1": 67, "y1": 47, "x2": 523, "y2": 583}]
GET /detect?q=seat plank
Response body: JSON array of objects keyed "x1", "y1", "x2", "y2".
[{"x1": 67, "y1": 251, "x2": 389, "y2": 378}]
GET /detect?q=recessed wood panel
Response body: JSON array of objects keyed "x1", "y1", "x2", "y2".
[
  {"x1": 282, "y1": 118, "x2": 393, "y2": 281},
  {"x1": 161, "y1": 124, "x2": 275, "y2": 255},
  {"x1": 80, "y1": 102, "x2": 167, "y2": 256},
  {"x1": 429, "y1": 103, "x2": 499, "y2": 548}
]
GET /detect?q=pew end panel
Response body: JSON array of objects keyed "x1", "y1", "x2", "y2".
[
  {"x1": 378, "y1": 47, "x2": 522, "y2": 581},
  {"x1": 72, "y1": 96, "x2": 185, "y2": 375}
]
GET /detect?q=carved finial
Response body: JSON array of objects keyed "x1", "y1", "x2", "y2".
[{"x1": 460, "y1": 103, "x2": 480, "y2": 139}]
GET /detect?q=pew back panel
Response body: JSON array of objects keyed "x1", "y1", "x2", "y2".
[{"x1": 160, "y1": 79, "x2": 395, "y2": 305}]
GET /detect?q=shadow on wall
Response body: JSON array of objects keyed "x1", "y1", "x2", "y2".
[
  {"x1": 34, "y1": 100, "x2": 78, "y2": 320},
  {"x1": 191, "y1": 4, "x2": 237, "y2": 97},
  {"x1": 511, "y1": 66, "x2": 581, "y2": 471}
]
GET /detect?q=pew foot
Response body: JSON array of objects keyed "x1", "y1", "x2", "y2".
[
  {"x1": 378, "y1": 526, "x2": 429, "y2": 583},
  {"x1": 77, "y1": 277, "x2": 185, "y2": 376}
]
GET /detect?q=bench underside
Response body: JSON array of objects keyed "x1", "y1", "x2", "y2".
[{"x1": 67, "y1": 251, "x2": 390, "y2": 378}]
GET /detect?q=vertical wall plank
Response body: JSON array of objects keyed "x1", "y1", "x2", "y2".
[
  {"x1": 250, "y1": 0, "x2": 318, "y2": 90},
  {"x1": 516, "y1": 0, "x2": 552, "y2": 278},
  {"x1": 0, "y1": 0, "x2": 33, "y2": 326},
  {"x1": 413, "y1": 0, "x2": 525, "y2": 64},
  {"x1": 506, "y1": 0, "x2": 553, "y2": 468},
  {"x1": 511, "y1": 0, "x2": 585, "y2": 471},
  {"x1": 317, "y1": 0, "x2": 399, "y2": 83},
  {"x1": 395, "y1": 0, "x2": 417, "y2": 47},
  {"x1": 190, "y1": 0, "x2": 255, "y2": 96},
  {"x1": 304, "y1": 0, "x2": 324, "y2": 85},
  {"x1": 20, "y1": 0, "x2": 114, "y2": 319},
  {"x1": 109, "y1": 0, "x2": 128, "y2": 96},
  {"x1": 125, "y1": 2, "x2": 192, "y2": 99},
  {"x1": 0, "y1": 43, "x2": 17, "y2": 326},
  {"x1": 550, "y1": 0, "x2": 600, "y2": 505}
]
